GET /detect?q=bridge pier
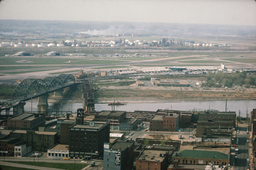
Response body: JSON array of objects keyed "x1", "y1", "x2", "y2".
[
  {"x1": 37, "y1": 94, "x2": 48, "y2": 114},
  {"x1": 54, "y1": 89, "x2": 63, "y2": 98},
  {"x1": 13, "y1": 101, "x2": 26, "y2": 115},
  {"x1": 83, "y1": 92, "x2": 95, "y2": 112}
]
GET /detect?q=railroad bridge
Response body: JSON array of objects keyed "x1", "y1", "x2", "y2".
[{"x1": 0, "y1": 74, "x2": 95, "y2": 116}]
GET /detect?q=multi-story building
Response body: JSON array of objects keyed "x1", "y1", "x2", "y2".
[
  {"x1": 10, "y1": 130, "x2": 58, "y2": 151},
  {"x1": 69, "y1": 121, "x2": 110, "y2": 159},
  {"x1": 0, "y1": 137, "x2": 20, "y2": 156},
  {"x1": 14, "y1": 141, "x2": 32, "y2": 157},
  {"x1": 136, "y1": 150, "x2": 168, "y2": 170},
  {"x1": 198, "y1": 112, "x2": 236, "y2": 126},
  {"x1": 60, "y1": 119, "x2": 75, "y2": 144},
  {"x1": 150, "y1": 113, "x2": 179, "y2": 131},
  {"x1": 119, "y1": 118, "x2": 139, "y2": 131},
  {"x1": 172, "y1": 150, "x2": 229, "y2": 166},
  {"x1": 196, "y1": 112, "x2": 236, "y2": 137},
  {"x1": 103, "y1": 140, "x2": 134, "y2": 170},
  {"x1": 251, "y1": 109, "x2": 256, "y2": 157},
  {"x1": 7, "y1": 113, "x2": 45, "y2": 130},
  {"x1": 94, "y1": 111, "x2": 126, "y2": 131}
]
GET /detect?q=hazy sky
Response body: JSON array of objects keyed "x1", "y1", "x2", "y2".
[{"x1": 0, "y1": 0, "x2": 255, "y2": 26}]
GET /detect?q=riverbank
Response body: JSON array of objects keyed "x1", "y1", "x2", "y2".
[{"x1": 95, "y1": 86, "x2": 256, "y2": 103}]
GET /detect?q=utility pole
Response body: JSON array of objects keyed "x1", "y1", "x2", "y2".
[{"x1": 225, "y1": 98, "x2": 227, "y2": 112}]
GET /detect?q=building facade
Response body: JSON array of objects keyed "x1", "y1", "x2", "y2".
[
  {"x1": 94, "y1": 111, "x2": 126, "y2": 131},
  {"x1": 14, "y1": 142, "x2": 32, "y2": 157},
  {"x1": 69, "y1": 121, "x2": 110, "y2": 159},
  {"x1": 150, "y1": 113, "x2": 179, "y2": 131},
  {"x1": 103, "y1": 140, "x2": 134, "y2": 170},
  {"x1": 136, "y1": 150, "x2": 168, "y2": 170},
  {"x1": 7, "y1": 113, "x2": 45, "y2": 130},
  {"x1": 47, "y1": 144, "x2": 69, "y2": 159},
  {"x1": 10, "y1": 130, "x2": 58, "y2": 151}
]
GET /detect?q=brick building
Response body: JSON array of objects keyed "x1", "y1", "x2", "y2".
[
  {"x1": 7, "y1": 113, "x2": 45, "y2": 130},
  {"x1": 10, "y1": 130, "x2": 58, "y2": 151},
  {"x1": 60, "y1": 119, "x2": 75, "y2": 144},
  {"x1": 136, "y1": 150, "x2": 168, "y2": 170},
  {"x1": 69, "y1": 121, "x2": 110, "y2": 159},
  {"x1": 150, "y1": 113, "x2": 179, "y2": 131},
  {"x1": 104, "y1": 140, "x2": 134, "y2": 170},
  {"x1": 0, "y1": 137, "x2": 19, "y2": 156}
]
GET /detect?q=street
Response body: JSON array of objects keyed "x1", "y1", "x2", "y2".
[{"x1": 233, "y1": 126, "x2": 250, "y2": 170}]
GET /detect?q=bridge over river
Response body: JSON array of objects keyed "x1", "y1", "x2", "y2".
[{"x1": 0, "y1": 74, "x2": 94, "y2": 116}]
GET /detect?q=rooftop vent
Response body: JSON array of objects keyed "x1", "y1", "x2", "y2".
[{"x1": 89, "y1": 121, "x2": 95, "y2": 127}]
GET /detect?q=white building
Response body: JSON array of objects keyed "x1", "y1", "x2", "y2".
[
  {"x1": 47, "y1": 144, "x2": 69, "y2": 159},
  {"x1": 14, "y1": 142, "x2": 32, "y2": 157},
  {"x1": 48, "y1": 43, "x2": 56, "y2": 47}
]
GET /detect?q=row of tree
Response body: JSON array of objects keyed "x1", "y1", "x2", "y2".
[{"x1": 202, "y1": 71, "x2": 256, "y2": 88}]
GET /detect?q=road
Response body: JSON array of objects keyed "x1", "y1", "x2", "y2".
[{"x1": 233, "y1": 127, "x2": 250, "y2": 170}]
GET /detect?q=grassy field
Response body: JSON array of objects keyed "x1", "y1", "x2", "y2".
[
  {"x1": 5, "y1": 161, "x2": 88, "y2": 170},
  {"x1": 0, "y1": 165, "x2": 34, "y2": 170},
  {"x1": 96, "y1": 88, "x2": 256, "y2": 101}
]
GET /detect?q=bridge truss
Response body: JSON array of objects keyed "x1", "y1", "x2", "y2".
[{"x1": 13, "y1": 74, "x2": 75, "y2": 97}]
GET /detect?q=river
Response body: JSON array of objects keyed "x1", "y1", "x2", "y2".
[{"x1": 24, "y1": 100, "x2": 256, "y2": 117}]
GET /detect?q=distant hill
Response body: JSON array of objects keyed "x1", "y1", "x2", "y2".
[{"x1": 0, "y1": 19, "x2": 256, "y2": 37}]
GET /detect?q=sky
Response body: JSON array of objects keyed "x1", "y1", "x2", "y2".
[{"x1": 0, "y1": 0, "x2": 256, "y2": 26}]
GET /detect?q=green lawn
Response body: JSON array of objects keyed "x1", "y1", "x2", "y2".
[
  {"x1": 0, "y1": 165, "x2": 34, "y2": 170},
  {"x1": 6, "y1": 161, "x2": 88, "y2": 170}
]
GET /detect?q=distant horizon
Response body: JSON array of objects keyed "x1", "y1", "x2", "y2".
[
  {"x1": 1, "y1": 19, "x2": 256, "y2": 28},
  {"x1": 0, "y1": 0, "x2": 255, "y2": 26}
]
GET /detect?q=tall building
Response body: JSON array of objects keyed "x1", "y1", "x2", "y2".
[
  {"x1": 69, "y1": 121, "x2": 110, "y2": 159},
  {"x1": 60, "y1": 119, "x2": 75, "y2": 144},
  {"x1": 104, "y1": 140, "x2": 134, "y2": 170}
]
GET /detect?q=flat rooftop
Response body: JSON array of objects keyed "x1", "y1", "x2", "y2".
[
  {"x1": 49, "y1": 144, "x2": 69, "y2": 151},
  {"x1": 173, "y1": 150, "x2": 228, "y2": 160},
  {"x1": 35, "y1": 131, "x2": 57, "y2": 135},
  {"x1": 98, "y1": 111, "x2": 125, "y2": 117},
  {"x1": 11, "y1": 113, "x2": 34, "y2": 121},
  {"x1": 137, "y1": 150, "x2": 167, "y2": 162},
  {"x1": 152, "y1": 115, "x2": 163, "y2": 121},
  {"x1": 111, "y1": 141, "x2": 134, "y2": 151},
  {"x1": 73, "y1": 121, "x2": 108, "y2": 130}
]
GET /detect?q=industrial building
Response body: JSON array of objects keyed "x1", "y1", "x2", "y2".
[
  {"x1": 7, "y1": 113, "x2": 45, "y2": 130},
  {"x1": 13, "y1": 51, "x2": 33, "y2": 56},
  {"x1": 45, "y1": 51, "x2": 63, "y2": 56},
  {"x1": 10, "y1": 130, "x2": 58, "y2": 152}
]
